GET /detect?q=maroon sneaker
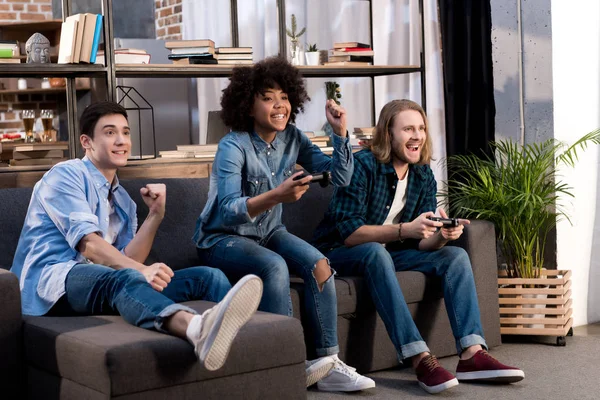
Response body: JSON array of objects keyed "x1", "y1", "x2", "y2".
[
  {"x1": 456, "y1": 350, "x2": 524, "y2": 383},
  {"x1": 415, "y1": 354, "x2": 459, "y2": 394}
]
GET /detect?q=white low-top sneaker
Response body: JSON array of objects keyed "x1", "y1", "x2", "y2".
[
  {"x1": 189, "y1": 274, "x2": 263, "y2": 371},
  {"x1": 305, "y1": 356, "x2": 335, "y2": 387},
  {"x1": 316, "y1": 355, "x2": 376, "y2": 392}
]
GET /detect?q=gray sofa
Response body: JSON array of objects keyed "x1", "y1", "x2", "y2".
[{"x1": 0, "y1": 177, "x2": 501, "y2": 399}]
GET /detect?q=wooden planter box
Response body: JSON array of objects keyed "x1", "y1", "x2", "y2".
[{"x1": 498, "y1": 270, "x2": 573, "y2": 343}]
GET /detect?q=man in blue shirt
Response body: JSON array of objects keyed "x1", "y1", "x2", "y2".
[
  {"x1": 313, "y1": 99, "x2": 524, "y2": 394},
  {"x1": 11, "y1": 101, "x2": 262, "y2": 372}
]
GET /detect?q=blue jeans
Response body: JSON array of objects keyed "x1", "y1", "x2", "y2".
[
  {"x1": 59, "y1": 264, "x2": 231, "y2": 332},
  {"x1": 198, "y1": 229, "x2": 339, "y2": 356},
  {"x1": 325, "y1": 243, "x2": 487, "y2": 359}
]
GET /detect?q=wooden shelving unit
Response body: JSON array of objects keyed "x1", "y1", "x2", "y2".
[
  {"x1": 114, "y1": 64, "x2": 421, "y2": 78},
  {"x1": 0, "y1": 86, "x2": 90, "y2": 95},
  {"x1": 0, "y1": 0, "x2": 426, "y2": 186},
  {"x1": 0, "y1": 64, "x2": 106, "y2": 78}
]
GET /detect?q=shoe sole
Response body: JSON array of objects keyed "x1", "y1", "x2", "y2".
[
  {"x1": 456, "y1": 370, "x2": 525, "y2": 383},
  {"x1": 201, "y1": 275, "x2": 263, "y2": 371},
  {"x1": 306, "y1": 358, "x2": 335, "y2": 387},
  {"x1": 317, "y1": 379, "x2": 376, "y2": 392},
  {"x1": 418, "y1": 377, "x2": 459, "y2": 394}
]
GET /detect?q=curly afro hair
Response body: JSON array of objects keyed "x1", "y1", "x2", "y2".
[{"x1": 220, "y1": 56, "x2": 310, "y2": 132}]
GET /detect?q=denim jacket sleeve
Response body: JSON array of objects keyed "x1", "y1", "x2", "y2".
[
  {"x1": 330, "y1": 155, "x2": 370, "y2": 241},
  {"x1": 38, "y1": 164, "x2": 102, "y2": 250},
  {"x1": 295, "y1": 127, "x2": 353, "y2": 187},
  {"x1": 213, "y1": 136, "x2": 255, "y2": 226}
]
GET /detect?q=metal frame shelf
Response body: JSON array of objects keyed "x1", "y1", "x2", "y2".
[
  {"x1": 115, "y1": 64, "x2": 421, "y2": 79},
  {"x1": 0, "y1": 0, "x2": 426, "y2": 164}
]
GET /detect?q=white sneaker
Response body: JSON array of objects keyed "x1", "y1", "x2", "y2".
[
  {"x1": 188, "y1": 274, "x2": 263, "y2": 371},
  {"x1": 316, "y1": 355, "x2": 376, "y2": 392},
  {"x1": 305, "y1": 356, "x2": 336, "y2": 387}
]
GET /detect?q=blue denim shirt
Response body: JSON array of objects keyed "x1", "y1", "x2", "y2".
[
  {"x1": 10, "y1": 157, "x2": 137, "y2": 316},
  {"x1": 193, "y1": 125, "x2": 353, "y2": 249}
]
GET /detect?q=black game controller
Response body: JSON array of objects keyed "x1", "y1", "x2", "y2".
[
  {"x1": 427, "y1": 216, "x2": 459, "y2": 227},
  {"x1": 293, "y1": 171, "x2": 331, "y2": 187}
]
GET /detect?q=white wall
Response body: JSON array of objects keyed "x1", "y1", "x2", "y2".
[{"x1": 552, "y1": 0, "x2": 600, "y2": 325}]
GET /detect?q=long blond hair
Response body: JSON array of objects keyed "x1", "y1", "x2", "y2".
[{"x1": 370, "y1": 99, "x2": 433, "y2": 165}]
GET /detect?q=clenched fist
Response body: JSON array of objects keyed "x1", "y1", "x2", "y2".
[
  {"x1": 140, "y1": 183, "x2": 166, "y2": 218},
  {"x1": 140, "y1": 263, "x2": 174, "y2": 292}
]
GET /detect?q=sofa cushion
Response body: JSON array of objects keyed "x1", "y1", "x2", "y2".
[
  {"x1": 291, "y1": 271, "x2": 441, "y2": 316},
  {"x1": 23, "y1": 301, "x2": 305, "y2": 397},
  {"x1": 282, "y1": 184, "x2": 334, "y2": 242},
  {"x1": 0, "y1": 187, "x2": 33, "y2": 270},
  {"x1": 120, "y1": 179, "x2": 208, "y2": 270}
]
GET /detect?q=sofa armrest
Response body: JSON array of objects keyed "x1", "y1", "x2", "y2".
[
  {"x1": 453, "y1": 220, "x2": 502, "y2": 347},
  {"x1": 0, "y1": 269, "x2": 24, "y2": 397}
]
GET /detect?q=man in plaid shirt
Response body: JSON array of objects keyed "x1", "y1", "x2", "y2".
[{"x1": 312, "y1": 99, "x2": 524, "y2": 394}]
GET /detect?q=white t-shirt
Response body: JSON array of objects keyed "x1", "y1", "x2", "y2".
[
  {"x1": 383, "y1": 170, "x2": 409, "y2": 225},
  {"x1": 104, "y1": 197, "x2": 120, "y2": 245}
]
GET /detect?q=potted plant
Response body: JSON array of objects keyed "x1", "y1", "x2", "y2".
[
  {"x1": 440, "y1": 129, "x2": 600, "y2": 341},
  {"x1": 286, "y1": 14, "x2": 305, "y2": 65},
  {"x1": 305, "y1": 43, "x2": 320, "y2": 66}
]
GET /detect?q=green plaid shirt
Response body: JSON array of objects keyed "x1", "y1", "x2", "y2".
[{"x1": 312, "y1": 149, "x2": 437, "y2": 251}]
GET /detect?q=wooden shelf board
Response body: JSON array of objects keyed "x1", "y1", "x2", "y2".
[
  {"x1": 0, "y1": 64, "x2": 107, "y2": 78},
  {"x1": 115, "y1": 64, "x2": 421, "y2": 78},
  {"x1": 0, "y1": 20, "x2": 63, "y2": 30},
  {"x1": 0, "y1": 86, "x2": 90, "y2": 95}
]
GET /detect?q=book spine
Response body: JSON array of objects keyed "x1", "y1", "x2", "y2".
[
  {"x1": 89, "y1": 14, "x2": 103, "y2": 64},
  {"x1": 0, "y1": 48, "x2": 14, "y2": 58}
]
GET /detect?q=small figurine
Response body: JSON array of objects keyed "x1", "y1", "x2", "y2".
[{"x1": 25, "y1": 33, "x2": 51, "y2": 63}]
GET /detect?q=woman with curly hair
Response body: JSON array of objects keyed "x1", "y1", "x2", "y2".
[{"x1": 193, "y1": 57, "x2": 374, "y2": 392}]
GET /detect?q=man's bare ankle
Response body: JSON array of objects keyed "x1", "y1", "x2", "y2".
[
  {"x1": 459, "y1": 345, "x2": 483, "y2": 360},
  {"x1": 411, "y1": 352, "x2": 430, "y2": 369}
]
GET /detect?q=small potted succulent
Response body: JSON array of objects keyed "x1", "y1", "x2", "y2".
[{"x1": 305, "y1": 43, "x2": 320, "y2": 66}]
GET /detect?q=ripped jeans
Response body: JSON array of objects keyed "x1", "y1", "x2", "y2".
[{"x1": 197, "y1": 228, "x2": 339, "y2": 356}]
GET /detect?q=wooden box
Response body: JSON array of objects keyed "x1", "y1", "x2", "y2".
[{"x1": 498, "y1": 270, "x2": 573, "y2": 341}]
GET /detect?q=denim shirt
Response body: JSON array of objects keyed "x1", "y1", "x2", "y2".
[
  {"x1": 10, "y1": 157, "x2": 137, "y2": 316},
  {"x1": 193, "y1": 124, "x2": 353, "y2": 249}
]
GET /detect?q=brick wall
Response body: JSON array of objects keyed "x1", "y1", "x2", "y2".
[
  {"x1": 0, "y1": 0, "x2": 53, "y2": 23},
  {"x1": 1, "y1": 92, "x2": 59, "y2": 133},
  {"x1": 155, "y1": 0, "x2": 182, "y2": 40},
  {"x1": 0, "y1": 0, "x2": 55, "y2": 134}
]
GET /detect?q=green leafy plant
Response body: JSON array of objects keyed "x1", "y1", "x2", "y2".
[
  {"x1": 325, "y1": 81, "x2": 342, "y2": 105},
  {"x1": 440, "y1": 129, "x2": 600, "y2": 279},
  {"x1": 286, "y1": 14, "x2": 306, "y2": 45},
  {"x1": 307, "y1": 43, "x2": 318, "y2": 52}
]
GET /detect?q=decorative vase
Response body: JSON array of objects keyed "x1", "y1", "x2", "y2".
[
  {"x1": 289, "y1": 41, "x2": 306, "y2": 65},
  {"x1": 305, "y1": 52, "x2": 320, "y2": 66},
  {"x1": 290, "y1": 41, "x2": 301, "y2": 65}
]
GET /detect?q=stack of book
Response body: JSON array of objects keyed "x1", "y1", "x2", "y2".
[
  {"x1": 58, "y1": 13, "x2": 103, "y2": 64},
  {"x1": 0, "y1": 40, "x2": 21, "y2": 64},
  {"x1": 9, "y1": 142, "x2": 68, "y2": 167},
  {"x1": 159, "y1": 144, "x2": 219, "y2": 159},
  {"x1": 352, "y1": 127, "x2": 375, "y2": 146},
  {"x1": 95, "y1": 48, "x2": 150, "y2": 65},
  {"x1": 166, "y1": 39, "x2": 217, "y2": 65},
  {"x1": 325, "y1": 42, "x2": 374, "y2": 66},
  {"x1": 214, "y1": 47, "x2": 253, "y2": 65},
  {"x1": 305, "y1": 131, "x2": 330, "y2": 148}
]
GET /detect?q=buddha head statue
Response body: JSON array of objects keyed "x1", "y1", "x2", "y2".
[{"x1": 26, "y1": 33, "x2": 51, "y2": 63}]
